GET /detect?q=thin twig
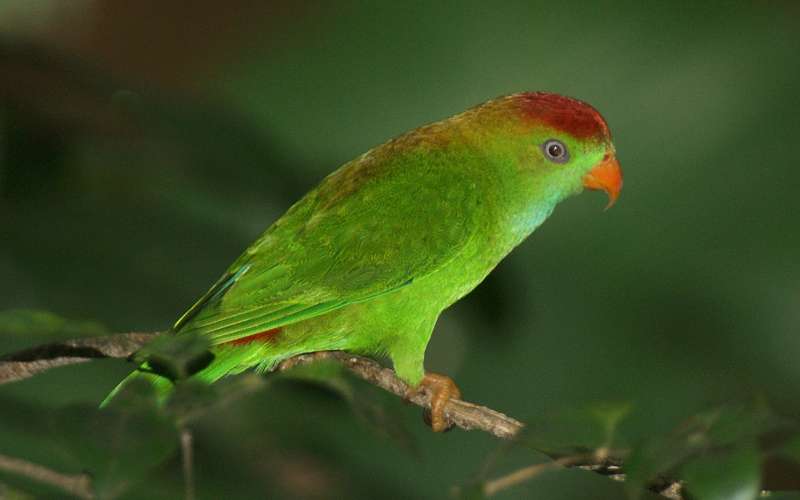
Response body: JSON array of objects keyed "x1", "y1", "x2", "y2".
[
  {"x1": 483, "y1": 454, "x2": 588, "y2": 496},
  {"x1": 0, "y1": 332, "x2": 157, "y2": 385},
  {"x1": 180, "y1": 425, "x2": 195, "y2": 500},
  {"x1": 0, "y1": 453, "x2": 94, "y2": 499}
]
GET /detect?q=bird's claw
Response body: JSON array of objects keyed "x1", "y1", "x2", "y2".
[{"x1": 406, "y1": 372, "x2": 461, "y2": 432}]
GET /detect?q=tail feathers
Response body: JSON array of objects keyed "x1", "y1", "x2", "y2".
[
  {"x1": 100, "y1": 367, "x2": 176, "y2": 408},
  {"x1": 170, "y1": 264, "x2": 252, "y2": 334},
  {"x1": 101, "y1": 343, "x2": 284, "y2": 409}
]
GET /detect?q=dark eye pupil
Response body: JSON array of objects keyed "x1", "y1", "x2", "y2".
[{"x1": 540, "y1": 139, "x2": 569, "y2": 164}]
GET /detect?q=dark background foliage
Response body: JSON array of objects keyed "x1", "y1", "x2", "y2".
[{"x1": 1, "y1": 1, "x2": 799, "y2": 498}]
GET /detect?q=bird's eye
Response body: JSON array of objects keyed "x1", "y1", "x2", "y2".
[{"x1": 541, "y1": 139, "x2": 570, "y2": 164}]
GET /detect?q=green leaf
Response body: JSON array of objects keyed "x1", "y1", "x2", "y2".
[
  {"x1": 134, "y1": 332, "x2": 214, "y2": 382},
  {"x1": 100, "y1": 375, "x2": 164, "y2": 413},
  {"x1": 514, "y1": 401, "x2": 633, "y2": 456},
  {"x1": 705, "y1": 399, "x2": 788, "y2": 447},
  {"x1": 451, "y1": 481, "x2": 487, "y2": 500},
  {"x1": 164, "y1": 378, "x2": 221, "y2": 419},
  {"x1": 278, "y1": 358, "x2": 356, "y2": 396},
  {"x1": 587, "y1": 401, "x2": 635, "y2": 441},
  {"x1": 775, "y1": 433, "x2": 800, "y2": 463},
  {"x1": 279, "y1": 360, "x2": 417, "y2": 454},
  {"x1": 625, "y1": 425, "x2": 704, "y2": 495},
  {"x1": 626, "y1": 400, "x2": 791, "y2": 496},
  {"x1": 0, "y1": 483, "x2": 36, "y2": 500},
  {"x1": 682, "y1": 441, "x2": 760, "y2": 500},
  {"x1": 53, "y1": 403, "x2": 178, "y2": 499},
  {"x1": 0, "y1": 309, "x2": 108, "y2": 349},
  {"x1": 195, "y1": 372, "x2": 267, "y2": 409}
]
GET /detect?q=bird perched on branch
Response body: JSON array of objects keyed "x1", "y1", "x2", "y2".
[{"x1": 105, "y1": 91, "x2": 622, "y2": 432}]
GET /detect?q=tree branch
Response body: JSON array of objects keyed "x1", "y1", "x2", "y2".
[
  {"x1": 284, "y1": 351, "x2": 524, "y2": 439},
  {"x1": 0, "y1": 332, "x2": 523, "y2": 438},
  {"x1": 0, "y1": 332, "x2": 684, "y2": 499},
  {"x1": 0, "y1": 453, "x2": 94, "y2": 499},
  {"x1": 0, "y1": 332, "x2": 158, "y2": 385}
]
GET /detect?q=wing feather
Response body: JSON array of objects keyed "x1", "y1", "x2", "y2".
[{"x1": 174, "y1": 151, "x2": 480, "y2": 345}]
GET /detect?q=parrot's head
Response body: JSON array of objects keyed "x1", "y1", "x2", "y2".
[{"x1": 511, "y1": 91, "x2": 623, "y2": 210}]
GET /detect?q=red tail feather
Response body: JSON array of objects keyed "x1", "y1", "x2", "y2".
[{"x1": 222, "y1": 327, "x2": 282, "y2": 346}]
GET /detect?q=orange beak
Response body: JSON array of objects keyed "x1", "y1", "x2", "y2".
[{"x1": 583, "y1": 152, "x2": 622, "y2": 209}]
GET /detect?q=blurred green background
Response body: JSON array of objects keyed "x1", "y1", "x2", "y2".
[{"x1": 0, "y1": 1, "x2": 799, "y2": 498}]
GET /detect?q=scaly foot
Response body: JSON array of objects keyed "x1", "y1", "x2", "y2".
[{"x1": 406, "y1": 372, "x2": 461, "y2": 432}]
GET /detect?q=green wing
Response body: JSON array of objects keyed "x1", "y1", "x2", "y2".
[{"x1": 173, "y1": 151, "x2": 481, "y2": 344}]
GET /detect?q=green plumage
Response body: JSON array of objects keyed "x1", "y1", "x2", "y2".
[{"x1": 105, "y1": 92, "x2": 620, "y2": 407}]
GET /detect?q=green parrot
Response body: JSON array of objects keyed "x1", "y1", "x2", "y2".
[{"x1": 105, "y1": 92, "x2": 622, "y2": 431}]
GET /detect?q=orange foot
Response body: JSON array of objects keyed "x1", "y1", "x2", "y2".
[{"x1": 406, "y1": 372, "x2": 461, "y2": 433}]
